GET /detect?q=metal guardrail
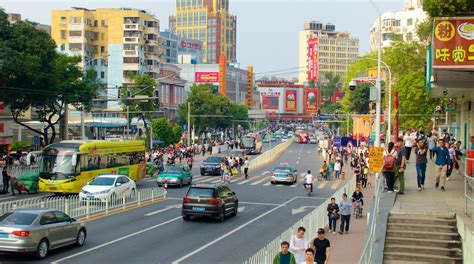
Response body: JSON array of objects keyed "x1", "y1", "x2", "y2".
[
  {"x1": 0, "y1": 188, "x2": 165, "y2": 219},
  {"x1": 244, "y1": 175, "x2": 357, "y2": 264}
]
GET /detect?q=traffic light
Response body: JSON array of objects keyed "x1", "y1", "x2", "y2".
[
  {"x1": 335, "y1": 109, "x2": 339, "y2": 119},
  {"x1": 153, "y1": 89, "x2": 160, "y2": 107}
]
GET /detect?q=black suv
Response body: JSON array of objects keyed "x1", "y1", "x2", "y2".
[
  {"x1": 200, "y1": 156, "x2": 225, "y2": 176},
  {"x1": 182, "y1": 183, "x2": 238, "y2": 222}
]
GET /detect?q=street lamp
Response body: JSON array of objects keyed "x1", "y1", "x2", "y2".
[{"x1": 370, "y1": 0, "x2": 382, "y2": 148}]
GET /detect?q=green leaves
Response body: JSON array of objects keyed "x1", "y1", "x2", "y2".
[
  {"x1": 151, "y1": 118, "x2": 182, "y2": 146},
  {"x1": 423, "y1": 0, "x2": 474, "y2": 17}
]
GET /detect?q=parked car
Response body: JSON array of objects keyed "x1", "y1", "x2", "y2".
[
  {"x1": 200, "y1": 156, "x2": 226, "y2": 176},
  {"x1": 0, "y1": 209, "x2": 86, "y2": 259},
  {"x1": 79, "y1": 175, "x2": 136, "y2": 202},
  {"x1": 157, "y1": 165, "x2": 192, "y2": 187},
  {"x1": 271, "y1": 163, "x2": 298, "y2": 184},
  {"x1": 182, "y1": 183, "x2": 238, "y2": 222}
]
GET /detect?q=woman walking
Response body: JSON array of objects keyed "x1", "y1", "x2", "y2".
[
  {"x1": 383, "y1": 142, "x2": 397, "y2": 193},
  {"x1": 327, "y1": 198, "x2": 340, "y2": 234}
]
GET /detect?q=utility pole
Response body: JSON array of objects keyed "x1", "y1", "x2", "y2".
[
  {"x1": 81, "y1": 109, "x2": 86, "y2": 140},
  {"x1": 187, "y1": 102, "x2": 191, "y2": 146}
]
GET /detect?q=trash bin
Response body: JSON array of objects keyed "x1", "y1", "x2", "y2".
[{"x1": 467, "y1": 150, "x2": 474, "y2": 176}]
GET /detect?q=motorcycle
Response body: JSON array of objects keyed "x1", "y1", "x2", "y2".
[
  {"x1": 222, "y1": 172, "x2": 231, "y2": 184},
  {"x1": 304, "y1": 183, "x2": 313, "y2": 196}
]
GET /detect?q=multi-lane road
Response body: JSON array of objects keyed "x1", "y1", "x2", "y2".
[{"x1": 1, "y1": 141, "x2": 352, "y2": 264}]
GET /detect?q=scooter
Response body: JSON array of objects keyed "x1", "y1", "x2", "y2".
[
  {"x1": 304, "y1": 183, "x2": 313, "y2": 196},
  {"x1": 222, "y1": 172, "x2": 231, "y2": 184}
]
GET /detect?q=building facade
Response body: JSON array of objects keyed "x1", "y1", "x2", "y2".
[
  {"x1": 172, "y1": 0, "x2": 237, "y2": 64},
  {"x1": 369, "y1": 0, "x2": 427, "y2": 50},
  {"x1": 160, "y1": 31, "x2": 204, "y2": 64},
  {"x1": 298, "y1": 21, "x2": 359, "y2": 84},
  {"x1": 0, "y1": 101, "x2": 14, "y2": 154},
  {"x1": 51, "y1": 7, "x2": 162, "y2": 107},
  {"x1": 158, "y1": 63, "x2": 187, "y2": 121}
]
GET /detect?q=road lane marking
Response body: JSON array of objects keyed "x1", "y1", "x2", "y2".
[
  {"x1": 238, "y1": 175, "x2": 264, "y2": 185},
  {"x1": 51, "y1": 216, "x2": 183, "y2": 264},
  {"x1": 331, "y1": 180, "x2": 342, "y2": 189},
  {"x1": 193, "y1": 176, "x2": 216, "y2": 183},
  {"x1": 250, "y1": 176, "x2": 269, "y2": 185},
  {"x1": 145, "y1": 204, "x2": 181, "y2": 216},
  {"x1": 296, "y1": 161, "x2": 299, "y2": 165},
  {"x1": 263, "y1": 182, "x2": 271, "y2": 186},
  {"x1": 239, "y1": 201, "x2": 281, "y2": 206},
  {"x1": 317, "y1": 181, "x2": 328, "y2": 189},
  {"x1": 290, "y1": 183, "x2": 298, "y2": 188}
]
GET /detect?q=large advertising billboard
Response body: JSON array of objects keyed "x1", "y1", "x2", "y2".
[
  {"x1": 285, "y1": 90, "x2": 297, "y2": 112},
  {"x1": 260, "y1": 91, "x2": 280, "y2": 110},
  {"x1": 304, "y1": 89, "x2": 319, "y2": 112},
  {"x1": 307, "y1": 38, "x2": 319, "y2": 81},
  {"x1": 195, "y1": 72, "x2": 219, "y2": 83},
  {"x1": 433, "y1": 18, "x2": 474, "y2": 68}
]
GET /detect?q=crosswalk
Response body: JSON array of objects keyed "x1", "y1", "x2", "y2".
[{"x1": 189, "y1": 173, "x2": 345, "y2": 189}]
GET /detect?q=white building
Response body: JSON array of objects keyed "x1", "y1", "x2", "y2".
[{"x1": 370, "y1": 0, "x2": 427, "y2": 50}]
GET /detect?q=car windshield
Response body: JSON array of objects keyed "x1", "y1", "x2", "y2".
[
  {"x1": 163, "y1": 167, "x2": 183, "y2": 174},
  {"x1": 40, "y1": 148, "x2": 76, "y2": 179},
  {"x1": 274, "y1": 166, "x2": 291, "y2": 172},
  {"x1": 89, "y1": 177, "x2": 115, "y2": 186},
  {"x1": 204, "y1": 157, "x2": 222, "y2": 163},
  {"x1": 187, "y1": 188, "x2": 215, "y2": 198},
  {"x1": 242, "y1": 137, "x2": 255, "y2": 147},
  {"x1": 229, "y1": 151, "x2": 242, "y2": 156},
  {"x1": 0, "y1": 212, "x2": 38, "y2": 225}
]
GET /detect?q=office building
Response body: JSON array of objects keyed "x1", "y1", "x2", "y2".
[
  {"x1": 160, "y1": 31, "x2": 204, "y2": 64},
  {"x1": 172, "y1": 0, "x2": 237, "y2": 63},
  {"x1": 370, "y1": 0, "x2": 427, "y2": 50},
  {"x1": 51, "y1": 7, "x2": 162, "y2": 108},
  {"x1": 298, "y1": 21, "x2": 359, "y2": 84}
]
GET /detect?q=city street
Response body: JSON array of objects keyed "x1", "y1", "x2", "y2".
[{"x1": 1, "y1": 142, "x2": 351, "y2": 263}]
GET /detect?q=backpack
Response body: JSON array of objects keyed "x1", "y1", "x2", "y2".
[{"x1": 383, "y1": 151, "x2": 396, "y2": 170}]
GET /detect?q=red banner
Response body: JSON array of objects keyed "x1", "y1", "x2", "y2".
[
  {"x1": 304, "y1": 89, "x2": 318, "y2": 112},
  {"x1": 285, "y1": 90, "x2": 297, "y2": 112},
  {"x1": 195, "y1": 72, "x2": 219, "y2": 82},
  {"x1": 433, "y1": 18, "x2": 474, "y2": 68},
  {"x1": 307, "y1": 38, "x2": 319, "y2": 81},
  {"x1": 0, "y1": 101, "x2": 4, "y2": 114},
  {"x1": 261, "y1": 96, "x2": 279, "y2": 110}
]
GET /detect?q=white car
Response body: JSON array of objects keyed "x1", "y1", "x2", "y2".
[
  {"x1": 281, "y1": 136, "x2": 289, "y2": 142},
  {"x1": 79, "y1": 175, "x2": 137, "y2": 202}
]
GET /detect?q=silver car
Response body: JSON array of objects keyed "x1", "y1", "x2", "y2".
[{"x1": 0, "y1": 209, "x2": 86, "y2": 259}]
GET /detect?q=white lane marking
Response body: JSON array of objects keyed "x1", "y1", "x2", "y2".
[
  {"x1": 331, "y1": 180, "x2": 342, "y2": 189},
  {"x1": 290, "y1": 183, "x2": 298, "y2": 188},
  {"x1": 193, "y1": 176, "x2": 216, "y2": 183},
  {"x1": 230, "y1": 177, "x2": 245, "y2": 183},
  {"x1": 317, "y1": 181, "x2": 328, "y2": 189},
  {"x1": 51, "y1": 216, "x2": 183, "y2": 264},
  {"x1": 261, "y1": 171, "x2": 270, "y2": 175},
  {"x1": 250, "y1": 176, "x2": 270, "y2": 185},
  {"x1": 239, "y1": 201, "x2": 281, "y2": 206},
  {"x1": 263, "y1": 182, "x2": 271, "y2": 186},
  {"x1": 238, "y1": 175, "x2": 264, "y2": 185},
  {"x1": 296, "y1": 161, "x2": 299, "y2": 165},
  {"x1": 145, "y1": 204, "x2": 181, "y2": 216},
  {"x1": 237, "y1": 206, "x2": 246, "y2": 213},
  {"x1": 211, "y1": 179, "x2": 221, "y2": 184},
  {"x1": 275, "y1": 184, "x2": 284, "y2": 187},
  {"x1": 171, "y1": 197, "x2": 302, "y2": 264}
]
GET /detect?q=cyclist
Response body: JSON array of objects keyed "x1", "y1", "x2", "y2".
[{"x1": 304, "y1": 170, "x2": 314, "y2": 193}]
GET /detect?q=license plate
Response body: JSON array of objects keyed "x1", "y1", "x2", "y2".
[
  {"x1": 192, "y1": 207, "x2": 205, "y2": 212},
  {"x1": 0, "y1": 233, "x2": 8, "y2": 238}
]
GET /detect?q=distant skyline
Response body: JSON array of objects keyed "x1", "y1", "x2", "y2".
[{"x1": 1, "y1": 0, "x2": 405, "y2": 77}]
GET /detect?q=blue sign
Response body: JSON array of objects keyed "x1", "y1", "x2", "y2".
[
  {"x1": 33, "y1": 135, "x2": 40, "y2": 145},
  {"x1": 333, "y1": 136, "x2": 342, "y2": 147}
]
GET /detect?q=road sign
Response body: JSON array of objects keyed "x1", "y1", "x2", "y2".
[
  {"x1": 369, "y1": 147, "x2": 385, "y2": 173},
  {"x1": 33, "y1": 135, "x2": 40, "y2": 146},
  {"x1": 333, "y1": 136, "x2": 342, "y2": 147}
]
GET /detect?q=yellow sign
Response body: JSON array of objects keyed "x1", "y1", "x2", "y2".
[{"x1": 369, "y1": 147, "x2": 385, "y2": 173}]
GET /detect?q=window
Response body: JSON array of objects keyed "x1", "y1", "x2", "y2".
[
  {"x1": 407, "y1": 18, "x2": 413, "y2": 26},
  {"x1": 60, "y1": 44, "x2": 65, "y2": 51},
  {"x1": 61, "y1": 17, "x2": 66, "y2": 25},
  {"x1": 0, "y1": 212, "x2": 38, "y2": 225},
  {"x1": 121, "y1": 177, "x2": 130, "y2": 183},
  {"x1": 40, "y1": 212, "x2": 56, "y2": 225},
  {"x1": 100, "y1": 46, "x2": 105, "y2": 53},
  {"x1": 101, "y1": 20, "x2": 107, "y2": 27},
  {"x1": 53, "y1": 211, "x2": 70, "y2": 223},
  {"x1": 101, "y1": 71, "x2": 105, "y2": 78},
  {"x1": 94, "y1": 20, "x2": 98, "y2": 27},
  {"x1": 69, "y1": 31, "x2": 82, "y2": 37},
  {"x1": 101, "y1": 33, "x2": 105, "y2": 40},
  {"x1": 70, "y1": 17, "x2": 81, "y2": 24},
  {"x1": 124, "y1": 57, "x2": 139, "y2": 63},
  {"x1": 61, "y1": 30, "x2": 67, "y2": 39}
]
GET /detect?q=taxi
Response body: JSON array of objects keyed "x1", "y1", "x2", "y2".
[{"x1": 270, "y1": 163, "x2": 298, "y2": 185}]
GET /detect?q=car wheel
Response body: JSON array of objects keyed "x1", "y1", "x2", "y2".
[
  {"x1": 75, "y1": 228, "x2": 86, "y2": 247},
  {"x1": 200, "y1": 172, "x2": 205, "y2": 176},
  {"x1": 271, "y1": 181, "x2": 275, "y2": 184},
  {"x1": 231, "y1": 202, "x2": 238, "y2": 216},
  {"x1": 219, "y1": 207, "x2": 225, "y2": 222},
  {"x1": 183, "y1": 214, "x2": 191, "y2": 221},
  {"x1": 34, "y1": 239, "x2": 49, "y2": 260}
]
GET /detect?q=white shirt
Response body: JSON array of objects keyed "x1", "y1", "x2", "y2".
[
  {"x1": 243, "y1": 160, "x2": 249, "y2": 168},
  {"x1": 305, "y1": 174, "x2": 313, "y2": 184},
  {"x1": 334, "y1": 162, "x2": 341, "y2": 171},
  {"x1": 290, "y1": 235, "x2": 308, "y2": 262},
  {"x1": 404, "y1": 135, "x2": 414, "y2": 148}
]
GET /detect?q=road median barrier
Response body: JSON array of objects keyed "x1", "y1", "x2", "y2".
[{"x1": 248, "y1": 139, "x2": 293, "y2": 172}]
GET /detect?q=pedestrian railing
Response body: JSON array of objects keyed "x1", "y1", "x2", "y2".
[
  {"x1": 248, "y1": 140, "x2": 293, "y2": 171},
  {"x1": 244, "y1": 175, "x2": 357, "y2": 264},
  {"x1": 463, "y1": 158, "x2": 474, "y2": 222},
  {"x1": 2, "y1": 164, "x2": 40, "y2": 177},
  {"x1": 0, "y1": 187, "x2": 165, "y2": 219}
]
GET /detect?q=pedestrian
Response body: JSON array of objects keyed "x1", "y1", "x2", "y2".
[
  {"x1": 395, "y1": 138, "x2": 407, "y2": 195},
  {"x1": 383, "y1": 142, "x2": 397, "y2": 193},
  {"x1": 339, "y1": 193, "x2": 352, "y2": 234},
  {"x1": 432, "y1": 139, "x2": 451, "y2": 191},
  {"x1": 187, "y1": 156, "x2": 193, "y2": 171},
  {"x1": 290, "y1": 227, "x2": 308, "y2": 263},
  {"x1": 243, "y1": 157, "x2": 249, "y2": 179},
  {"x1": 334, "y1": 160, "x2": 341, "y2": 180},
  {"x1": 403, "y1": 131, "x2": 414, "y2": 162},
  {"x1": 327, "y1": 198, "x2": 340, "y2": 235},
  {"x1": 414, "y1": 139, "x2": 428, "y2": 191},
  {"x1": 273, "y1": 241, "x2": 296, "y2": 264},
  {"x1": 311, "y1": 228, "x2": 331, "y2": 264},
  {"x1": 2, "y1": 166, "x2": 10, "y2": 193},
  {"x1": 427, "y1": 133, "x2": 437, "y2": 161},
  {"x1": 301, "y1": 248, "x2": 316, "y2": 264}
]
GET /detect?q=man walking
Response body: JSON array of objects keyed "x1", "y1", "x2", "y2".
[
  {"x1": 243, "y1": 157, "x2": 249, "y2": 179},
  {"x1": 414, "y1": 139, "x2": 428, "y2": 191},
  {"x1": 301, "y1": 248, "x2": 316, "y2": 264},
  {"x1": 312, "y1": 228, "x2": 331, "y2": 264},
  {"x1": 339, "y1": 193, "x2": 352, "y2": 234},
  {"x1": 432, "y1": 139, "x2": 451, "y2": 191},
  {"x1": 290, "y1": 227, "x2": 308, "y2": 263},
  {"x1": 2, "y1": 166, "x2": 10, "y2": 193},
  {"x1": 395, "y1": 138, "x2": 407, "y2": 195},
  {"x1": 273, "y1": 241, "x2": 296, "y2": 264}
]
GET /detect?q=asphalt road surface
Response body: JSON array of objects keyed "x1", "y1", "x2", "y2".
[{"x1": 1, "y1": 140, "x2": 352, "y2": 264}]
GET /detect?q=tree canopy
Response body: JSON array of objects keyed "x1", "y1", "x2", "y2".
[{"x1": 151, "y1": 118, "x2": 182, "y2": 146}]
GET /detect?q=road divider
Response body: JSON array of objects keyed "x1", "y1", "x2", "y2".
[{"x1": 248, "y1": 139, "x2": 293, "y2": 172}]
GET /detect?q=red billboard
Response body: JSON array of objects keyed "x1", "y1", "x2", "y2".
[
  {"x1": 304, "y1": 89, "x2": 319, "y2": 112},
  {"x1": 195, "y1": 72, "x2": 219, "y2": 82},
  {"x1": 433, "y1": 18, "x2": 474, "y2": 68},
  {"x1": 285, "y1": 90, "x2": 297, "y2": 112},
  {"x1": 260, "y1": 91, "x2": 280, "y2": 110},
  {"x1": 307, "y1": 38, "x2": 319, "y2": 81}
]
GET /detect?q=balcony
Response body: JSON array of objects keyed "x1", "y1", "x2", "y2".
[
  {"x1": 124, "y1": 37, "x2": 140, "y2": 43},
  {"x1": 123, "y1": 50, "x2": 139, "y2": 57},
  {"x1": 147, "y1": 65, "x2": 158, "y2": 73},
  {"x1": 68, "y1": 36, "x2": 87, "y2": 44},
  {"x1": 69, "y1": 23, "x2": 84, "y2": 31},
  {"x1": 145, "y1": 39, "x2": 159, "y2": 46},
  {"x1": 124, "y1": 24, "x2": 142, "y2": 31},
  {"x1": 145, "y1": 26, "x2": 159, "y2": 34},
  {"x1": 122, "y1": 63, "x2": 140, "y2": 71},
  {"x1": 122, "y1": 76, "x2": 134, "y2": 84}
]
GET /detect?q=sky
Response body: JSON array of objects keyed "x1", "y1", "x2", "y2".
[{"x1": 0, "y1": 0, "x2": 404, "y2": 77}]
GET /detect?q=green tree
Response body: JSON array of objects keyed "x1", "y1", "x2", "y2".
[
  {"x1": 320, "y1": 72, "x2": 341, "y2": 112},
  {"x1": 152, "y1": 118, "x2": 175, "y2": 146},
  {"x1": 172, "y1": 125, "x2": 183, "y2": 144},
  {"x1": 342, "y1": 82, "x2": 371, "y2": 114},
  {"x1": 0, "y1": 13, "x2": 99, "y2": 144}
]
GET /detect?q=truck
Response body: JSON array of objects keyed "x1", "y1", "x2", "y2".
[{"x1": 242, "y1": 134, "x2": 263, "y2": 155}]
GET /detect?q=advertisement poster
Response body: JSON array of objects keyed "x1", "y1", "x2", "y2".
[
  {"x1": 307, "y1": 38, "x2": 320, "y2": 81},
  {"x1": 433, "y1": 18, "x2": 474, "y2": 68},
  {"x1": 305, "y1": 89, "x2": 318, "y2": 112},
  {"x1": 260, "y1": 91, "x2": 280, "y2": 110},
  {"x1": 195, "y1": 72, "x2": 219, "y2": 82},
  {"x1": 285, "y1": 90, "x2": 297, "y2": 112}
]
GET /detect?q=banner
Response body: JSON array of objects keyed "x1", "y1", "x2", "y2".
[
  {"x1": 195, "y1": 72, "x2": 219, "y2": 83},
  {"x1": 433, "y1": 17, "x2": 474, "y2": 68},
  {"x1": 304, "y1": 89, "x2": 318, "y2": 112},
  {"x1": 307, "y1": 38, "x2": 319, "y2": 81},
  {"x1": 261, "y1": 96, "x2": 279, "y2": 110},
  {"x1": 285, "y1": 90, "x2": 297, "y2": 112}
]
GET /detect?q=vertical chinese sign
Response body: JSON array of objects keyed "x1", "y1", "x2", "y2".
[
  {"x1": 433, "y1": 18, "x2": 474, "y2": 68},
  {"x1": 285, "y1": 90, "x2": 297, "y2": 112},
  {"x1": 304, "y1": 89, "x2": 319, "y2": 112},
  {"x1": 307, "y1": 38, "x2": 319, "y2": 82}
]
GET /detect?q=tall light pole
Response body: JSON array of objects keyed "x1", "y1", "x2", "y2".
[
  {"x1": 370, "y1": 0, "x2": 382, "y2": 148},
  {"x1": 187, "y1": 102, "x2": 191, "y2": 146}
]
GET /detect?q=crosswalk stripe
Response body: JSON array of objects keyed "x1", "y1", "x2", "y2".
[
  {"x1": 318, "y1": 181, "x2": 328, "y2": 189},
  {"x1": 263, "y1": 182, "x2": 271, "y2": 186},
  {"x1": 211, "y1": 179, "x2": 222, "y2": 184},
  {"x1": 194, "y1": 176, "x2": 216, "y2": 183},
  {"x1": 331, "y1": 180, "x2": 342, "y2": 189},
  {"x1": 250, "y1": 176, "x2": 270, "y2": 185},
  {"x1": 290, "y1": 183, "x2": 298, "y2": 188}
]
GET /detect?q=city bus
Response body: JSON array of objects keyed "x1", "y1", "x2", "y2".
[
  {"x1": 38, "y1": 140, "x2": 146, "y2": 194},
  {"x1": 242, "y1": 134, "x2": 263, "y2": 155},
  {"x1": 298, "y1": 132, "x2": 310, "y2": 144}
]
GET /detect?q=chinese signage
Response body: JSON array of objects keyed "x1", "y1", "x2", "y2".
[
  {"x1": 285, "y1": 90, "x2": 297, "y2": 112},
  {"x1": 195, "y1": 72, "x2": 219, "y2": 83},
  {"x1": 433, "y1": 17, "x2": 474, "y2": 68},
  {"x1": 305, "y1": 89, "x2": 319, "y2": 112},
  {"x1": 261, "y1": 96, "x2": 279, "y2": 110},
  {"x1": 307, "y1": 38, "x2": 319, "y2": 81},
  {"x1": 180, "y1": 40, "x2": 202, "y2": 51},
  {"x1": 369, "y1": 147, "x2": 385, "y2": 173}
]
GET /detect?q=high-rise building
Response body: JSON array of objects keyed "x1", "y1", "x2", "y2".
[
  {"x1": 51, "y1": 7, "x2": 162, "y2": 107},
  {"x1": 369, "y1": 0, "x2": 426, "y2": 50},
  {"x1": 298, "y1": 21, "x2": 359, "y2": 84},
  {"x1": 160, "y1": 31, "x2": 204, "y2": 64},
  {"x1": 172, "y1": 0, "x2": 237, "y2": 64}
]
